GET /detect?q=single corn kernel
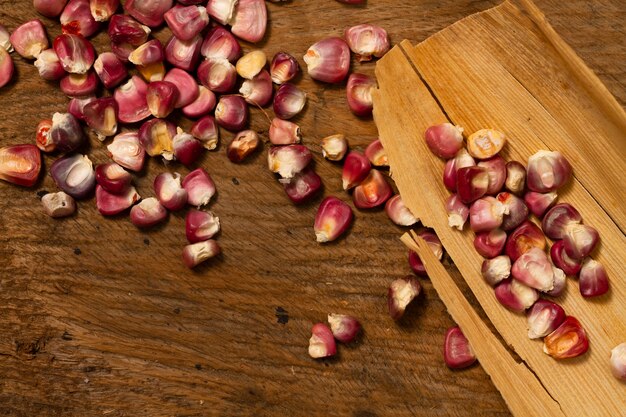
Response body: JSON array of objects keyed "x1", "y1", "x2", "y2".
[
  {"x1": 206, "y1": 0, "x2": 237, "y2": 25},
  {"x1": 130, "y1": 197, "x2": 167, "y2": 228},
  {"x1": 35, "y1": 120, "x2": 54, "y2": 153},
  {"x1": 481, "y1": 255, "x2": 511, "y2": 286},
  {"x1": 546, "y1": 267, "x2": 567, "y2": 297},
  {"x1": 164, "y1": 5, "x2": 209, "y2": 41},
  {"x1": 128, "y1": 39, "x2": 164, "y2": 67},
  {"x1": 197, "y1": 58, "x2": 238, "y2": 94},
  {"x1": 497, "y1": 192, "x2": 529, "y2": 231},
  {"x1": 456, "y1": 166, "x2": 489, "y2": 204},
  {"x1": 60, "y1": 71, "x2": 99, "y2": 97},
  {"x1": 182, "y1": 168, "x2": 216, "y2": 207},
  {"x1": 443, "y1": 148, "x2": 476, "y2": 192},
  {"x1": 550, "y1": 240, "x2": 582, "y2": 276},
  {"x1": 230, "y1": 0, "x2": 267, "y2": 43},
  {"x1": 477, "y1": 156, "x2": 506, "y2": 195},
  {"x1": 268, "y1": 145, "x2": 312, "y2": 180},
  {"x1": 469, "y1": 196, "x2": 508, "y2": 232},
  {"x1": 107, "y1": 132, "x2": 145, "y2": 172},
  {"x1": 0, "y1": 144, "x2": 41, "y2": 187},
  {"x1": 314, "y1": 196, "x2": 353, "y2": 243},
  {"x1": 327, "y1": 314, "x2": 361, "y2": 344},
  {"x1": 353, "y1": 169, "x2": 393, "y2": 209},
  {"x1": 182, "y1": 240, "x2": 221, "y2": 268},
  {"x1": 505, "y1": 161, "x2": 526, "y2": 195},
  {"x1": 114, "y1": 75, "x2": 150, "y2": 123},
  {"x1": 110, "y1": 40, "x2": 135, "y2": 62},
  {"x1": 308, "y1": 323, "x2": 337, "y2": 359},
  {"x1": 90, "y1": 0, "x2": 119, "y2": 22},
  {"x1": 303, "y1": 37, "x2": 350, "y2": 83},
  {"x1": 0, "y1": 24, "x2": 12, "y2": 52},
  {"x1": 10, "y1": 20, "x2": 49, "y2": 59},
  {"x1": 408, "y1": 230, "x2": 443, "y2": 277},
  {"x1": 610, "y1": 343, "x2": 626, "y2": 381},
  {"x1": 563, "y1": 224, "x2": 599, "y2": 260},
  {"x1": 346, "y1": 73, "x2": 375, "y2": 117},
  {"x1": 385, "y1": 194, "x2": 418, "y2": 226},
  {"x1": 95, "y1": 162, "x2": 131, "y2": 194},
  {"x1": 92, "y1": 51, "x2": 127, "y2": 88},
  {"x1": 163, "y1": 68, "x2": 199, "y2": 108},
  {"x1": 38, "y1": 112, "x2": 86, "y2": 153},
  {"x1": 474, "y1": 229, "x2": 506, "y2": 259},
  {"x1": 543, "y1": 316, "x2": 589, "y2": 359},
  {"x1": 146, "y1": 81, "x2": 178, "y2": 118},
  {"x1": 108, "y1": 14, "x2": 150, "y2": 46},
  {"x1": 34, "y1": 0, "x2": 69, "y2": 18},
  {"x1": 388, "y1": 275, "x2": 421, "y2": 321},
  {"x1": 345, "y1": 23, "x2": 390, "y2": 62},
  {"x1": 526, "y1": 150, "x2": 572, "y2": 193},
  {"x1": 526, "y1": 299, "x2": 566, "y2": 339},
  {"x1": 511, "y1": 247, "x2": 555, "y2": 292},
  {"x1": 215, "y1": 95, "x2": 249, "y2": 131},
  {"x1": 96, "y1": 184, "x2": 139, "y2": 215},
  {"x1": 0, "y1": 48, "x2": 14, "y2": 88},
  {"x1": 342, "y1": 151, "x2": 371, "y2": 190},
  {"x1": 445, "y1": 193, "x2": 469, "y2": 230},
  {"x1": 578, "y1": 259, "x2": 609, "y2": 298},
  {"x1": 541, "y1": 203, "x2": 582, "y2": 240},
  {"x1": 165, "y1": 35, "x2": 202, "y2": 71},
  {"x1": 138, "y1": 118, "x2": 176, "y2": 159},
  {"x1": 83, "y1": 97, "x2": 118, "y2": 140},
  {"x1": 67, "y1": 95, "x2": 96, "y2": 121},
  {"x1": 183, "y1": 86, "x2": 217, "y2": 118},
  {"x1": 61, "y1": 0, "x2": 101, "y2": 38},
  {"x1": 50, "y1": 154, "x2": 95, "y2": 199},
  {"x1": 269, "y1": 118, "x2": 301, "y2": 145},
  {"x1": 494, "y1": 278, "x2": 539, "y2": 313},
  {"x1": 283, "y1": 167, "x2": 322, "y2": 205},
  {"x1": 364, "y1": 139, "x2": 388, "y2": 167},
  {"x1": 240, "y1": 69, "x2": 273, "y2": 107},
  {"x1": 524, "y1": 191, "x2": 558, "y2": 218},
  {"x1": 200, "y1": 26, "x2": 241, "y2": 63},
  {"x1": 227, "y1": 129, "x2": 260, "y2": 163},
  {"x1": 467, "y1": 129, "x2": 506, "y2": 160},
  {"x1": 273, "y1": 83, "x2": 307, "y2": 120},
  {"x1": 236, "y1": 50, "x2": 266, "y2": 79},
  {"x1": 137, "y1": 60, "x2": 165, "y2": 82},
  {"x1": 172, "y1": 130, "x2": 204, "y2": 167},
  {"x1": 124, "y1": 0, "x2": 173, "y2": 27},
  {"x1": 424, "y1": 123, "x2": 464, "y2": 159},
  {"x1": 34, "y1": 49, "x2": 66, "y2": 81},
  {"x1": 186, "y1": 209, "x2": 220, "y2": 243},
  {"x1": 42, "y1": 191, "x2": 76, "y2": 218},
  {"x1": 190, "y1": 116, "x2": 219, "y2": 150},
  {"x1": 505, "y1": 220, "x2": 546, "y2": 261},
  {"x1": 154, "y1": 172, "x2": 187, "y2": 211},
  {"x1": 270, "y1": 52, "x2": 299, "y2": 85},
  {"x1": 321, "y1": 134, "x2": 348, "y2": 162},
  {"x1": 443, "y1": 326, "x2": 477, "y2": 369}
]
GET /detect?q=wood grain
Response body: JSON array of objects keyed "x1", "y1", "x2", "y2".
[{"x1": 0, "y1": 1, "x2": 624, "y2": 416}]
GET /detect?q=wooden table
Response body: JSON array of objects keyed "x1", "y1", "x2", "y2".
[{"x1": 0, "y1": 1, "x2": 623, "y2": 415}]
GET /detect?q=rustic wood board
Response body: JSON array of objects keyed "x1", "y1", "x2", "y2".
[
  {"x1": 373, "y1": 1, "x2": 626, "y2": 416},
  {"x1": 0, "y1": 1, "x2": 624, "y2": 416}
]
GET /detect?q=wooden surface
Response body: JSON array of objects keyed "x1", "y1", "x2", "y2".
[{"x1": 0, "y1": 1, "x2": 624, "y2": 416}]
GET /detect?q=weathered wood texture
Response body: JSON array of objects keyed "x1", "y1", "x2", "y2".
[{"x1": 0, "y1": 1, "x2": 623, "y2": 416}]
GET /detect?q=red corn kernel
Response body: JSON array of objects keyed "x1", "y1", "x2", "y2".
[
  {"x1": 93, "y1": 51, "x2": 127, "y2": 88},
  {"x1": 200, "y1": 26, "x2": 241, "y2": 63},
  {"x1": 0, "y1": 144, "x2": 41, "y2": 187},
  {"x1": 130, "y1": 197, "x2": 167, "y2": 228},
  {"x1": 541, "y1": 203, "x2": 582, "y2": 240},
  {"x1": 36, "y1": 120, "x2": 53, "y2": 152},
  {"x1": 610, "y1": 343, "x2": 626, "y2": 381},
  {"x1": 128, "y1": 39, "x2": 164, "y2": 67},
  {"x1": 353, "y1": 169, "x2": 393, "y2": 209},
  {"x1": 10, "y1": 20, "x2": 49, "y2": 59},
  {"x1": 578, "y1": 259, "x2": 609, "y2": 298},
  {"x1": 108, "y1": 14, "x2": 150, "y2": 46},
  {"x1": 50, "y1": 154, "x2": 95, "y2": 199},
  {"x1": 364, "y1": 139, "x2": 388, "y2": 167},
  {"x1": 408, "y1": 229, "x2": 443, "y2": 277},
  {"x1": 303, "y1": 37, "x2": 350, "y2": 83},
  {"x1": 42, "y1": 191, "x2": 76, "y2": 218},
  {"x1": 230, "y1": 0, "x2": 267, "y2": 43},
  {"x1": 190, "y1": 116, "x2": 219, "y2": 151},
  {"x1": 308, "y1": 323, "x2": 337, "y2": 359},
  {"x1": 227, "y1": 130, "x2": 259, "y2": 163},
  {"x1": 497, "y1": 192, "x2": 529, "y2": 231},
  {"x1": 345, "y1": 23, "x2": 390, "y2": 62},
  {"x1": 466, "y1": 129, "x2": 506, "y2": 160},
  {"x1": 183, "y1": 86, "x2": 216, "y2": 118},
  {"x1": 163, "y1": 68, "x2": 199, "y2": 108},
  {"x1": 67, "y1": 95, "x2": 95, "y2": 121},
  {"x1": 96, "y1": 184, "x2": 139, "y2": 215},
  {"x1": 269, "y1": 118, "x2": 301, "y2": 146},
  {"x1": 207, "y1": 0, "x2": 237, "y2": 25},
  {"x1": 197, "y1": 58, "x2": 237, "y2": 94},
  {"x1": 327, "y1": 314, "x2": 361, "y2": 344},
  {"x1": 469, "y1": 196, "x2": 508, "y2": 232},
  {"x1": 283, "y1": 167, "x2": 322, "y2": 205},
  {"x1": 270, "y1": 52, "x2": 299, "y2": 85},
  {"x1": 443, "y1": 148, "x2": 475, "y2": 192},
  {"x1": 346, "y1": 73, "x2": 375, "y2": 117},
  {"x1": 385, "y1": 194, "x2": 418, "y2": 226},
  {"x1": 146, "y1": 81, "x2": 178, "y2": 118},
  {"x1": 164, "y1": 5, "x2": 209, "y2": 41},
  {"x1": 477, "y1": 155, "x2": 506, "y2": 195},
  {"x1": 342, "y1": 151, "x2": 370, "y2": 190},
  {"x1": 90, "y1": 0, "x2": 119, "y2": 22},
  {"x1": 314, "y1": 196, "x2": 353, "y2": 243},
  {"x1": 524, "y1": 191, "x2": 557, "y2": 218},
  {"x1": 215, "y1": 95, "x2": 248, "y2": 131},
  {"x1": 443, "y1": 326, "x2": 476, "y2": 369},
  {"x1": 236, "y1": 50, "x2": 266, "y2": 80},
  {"x1": 107, "y1": 132, "x2": 145, "y2": 172},
  {"x1": 124, "y1": 0, "x2": 173, "y2": 27},
  {"x1": 268, "y1": 145, "x2": 312, "y2": 180},
  {"x1": 526, "y1": 299, "x2": 566, "y2": 339},
  {"x1": 138, "y1": 118, "x2": 176, "y2": 159},
  {"x1": 481, "y1": 255, "x2": 511, "y2": 286},
  {"x1": 494, "y1": 278, "x2": 538, "y2": 313},
  {"x1": 165, "y1": 35, "x2": 202, "y2": 71},
  {"x1": 154, "y1": 172, "x2": 187, "y2": 211},
  {"x1": 511, "y1": 247, "x2": 555, "y2": 292},
  {"x1": 445, "y1": 193, "x2": 470, "y2": 230},
  {"x1": 0, "y1": 48, "x2": 14, "y2": 88},
  {"x1": 546, "y1": 266, "x2": 567, "y2": 297},
  {"x1": 527, "y1": 150, "x2": 572, "y2": 193},
  {"x1": 182, "y1": 240, "x2": 221, "y2": 268},
  {"x1": 110, "y1": 40, "x2": 135, "y2": 62},
  {"x1": 59, "y1": 70, "x2": 99, "y2": 97},
  {"x1": 186, "y1": 209, "x2": 220, "y2": 243},
  {"x1": 563, "y1": 224, "x2": 599, "y2": 260},
  {"x1": 543, "y1": 316, "x2": 589, "y2": 359},
  {"x1": 474, "y1": 229, "x2": 506, "y2": 259},
  {"x1": 240, "y1": 70, "x2": 273, "y2": 107},
  {"x1": 274, "y1": 83, "x2": 307, "y2": 120},
  {"x1": 551, "y1": 240, "x2": 580, "y2": 276},
  {"x1": 39, "y1": 112, "x2": 86, "y2": 153},
  {"x1": 505, "y1": 161, "x2": 526, "y2": 195},
  {"x1": 34, "y1": 0, "x2": 68, "y2": 18},
  {"x1": 182, "y1": 168, "x2": 216, "y2": 207},
  {"x1": 172, "y1": 130, "x2": 204, "y2": 167},
  {"x1": 505, "y1": 220, "x2": 546, "y2": 261},
  {"x1": 456, "y1": 166, "x2": 489, "y2": 204},
  {"x1": 424, "y1": 123, "x2": 464, "y2": 159},
  {"x1": 83, "y1": 97, "x2": 118, "y2": 140},
  {"x1": 321, "y1": 134, "x2": 348, "y2": 162},
  {"x1": 61, "y1": 0, "x2": 101, "y2": 38},
  {"x1": 114, "y1": 75, "x2": 150, "y2": 124},
  {"x1": 388, "y1": 275, "x2": 421, "y2": 321},
  {"x1": 95, "y1": 162, "x2": 131, "y2": 194},
  {"x1": 34, "y1": 49, "x2": 65, "y2": 81}
]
